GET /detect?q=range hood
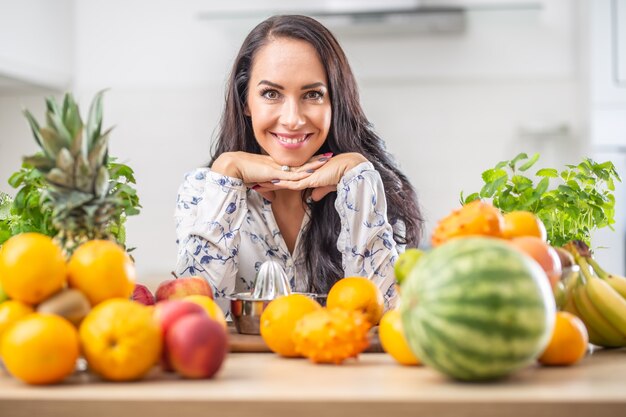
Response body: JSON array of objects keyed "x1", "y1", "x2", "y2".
[{"x1": 197, "y1": 1, "x2": 543, "y2": 35}]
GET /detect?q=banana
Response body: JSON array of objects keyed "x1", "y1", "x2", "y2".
[
  {"x1": 560, "y1": 289, "x2": 607, "y2": 345},
  {"x1": 586, "y1": 321, "x2": 614, "y2": 347},
  {"x1": 584, "y1": 255, "x2": 626, "y2": 298},
  {"x1": 573, "y1": 285, "x2": 626, "y2": 347},
  {"x1": 604, "y1": 274, "x2": 626, "y2": 299},
  {"x1": 585, "y1": 276, "x2": 626, "y2": 338}
]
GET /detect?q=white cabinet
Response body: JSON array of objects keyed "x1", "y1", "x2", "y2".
[
  {"x1": 590, "y1": 0, "x2": 626, "y2": 148},
  {"x1": 0, "y1": 0, "x2": 73, "y2": 92}
]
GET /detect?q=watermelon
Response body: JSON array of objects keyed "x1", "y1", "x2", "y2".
[{"x1": 399, "y1": 237, "x2": 555, "y2": 381}]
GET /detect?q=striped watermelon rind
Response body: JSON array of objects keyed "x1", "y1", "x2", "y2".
[{"x1": 399, "y1": 237, "x2": 555, "y2": 381}]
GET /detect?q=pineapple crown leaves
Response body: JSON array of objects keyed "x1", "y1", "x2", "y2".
[
  {"x1": 16, "y1": 90, "x2": 141, "y2": 251},
  {"x1": 23, "y1": 90, "x2": 112, "y2": 198}
]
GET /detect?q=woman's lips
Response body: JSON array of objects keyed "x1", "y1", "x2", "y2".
[{"x1": 271, "y1": 132, "x2": 312, "y2": 149}]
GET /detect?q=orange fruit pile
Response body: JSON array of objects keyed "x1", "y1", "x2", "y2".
[
  {"x1": 538, "y1": 311, "x2": 588, "y2": 366},
  {"x1": 327, "y1": 276, "x2": 384, "y2": 327},
  {"x1": 68, "y1": 240, "x2": 136, "y2": 306},
  {"x1": 260, "y1": 294, "x2": 322, "y2": 357},
  {"x1": 1, "y1": 314, "x2": 79, "y2": 385},
  {"x1": 502, "y1": 211, "x2": 547, "y2": 241},
  {"x1": 79, "y1": 299, "x2": 162, "y2": 381},
  {"x1": 0, "y1": 233, "x2": 67, "y2": 305}
]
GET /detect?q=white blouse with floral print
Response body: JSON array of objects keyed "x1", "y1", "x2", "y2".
[{"x1": 174, "y1": 161, "x2": 404, "y2": 317}]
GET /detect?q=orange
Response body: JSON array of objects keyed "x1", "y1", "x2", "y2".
[
  {"x1": 327, "y1": 277, "x2": 384, "y2": 327},
  {"x1": 67, "y1": 240, "x2": 135, "y2": 306},
  {"x1": 260, "y1": 294, "x2": 321, "y2": 357},
  {"x1": 0, "y1": 233, "x2": 67, "y2": 305},
  {"x1": 502, "y1": 211, "x2": 547, "y2": 241},
  {"x1": 538, "y1": 311, "x2": 588, "y2": 366},
  {"x1": 1, "y1": 313, "x2": 79, "y2": 384},
  {"x1": 379, "y1": 309, "x2": 420, "y2": 366},
  {"x1": 79, "y1": 299, "x2": 161, "y2": 381},
  {"x1": 0, "y1": 300, "x2": 34, "y2": 341},
  {"x1": 184, "y1": 295, "x2": 227, "y2": 329}
]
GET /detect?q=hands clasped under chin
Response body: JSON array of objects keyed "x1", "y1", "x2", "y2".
[{"x1": 251, "y1": 152, "x2": 368, "y2": 202}]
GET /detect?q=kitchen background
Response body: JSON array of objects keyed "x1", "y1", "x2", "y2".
[{"x1": 0, "y1": 0, "x2": 624, "y2": 288}]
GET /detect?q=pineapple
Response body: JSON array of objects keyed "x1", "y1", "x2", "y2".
[{"x1": 22, "y1": 91, "x2": 133, "y2": 255}]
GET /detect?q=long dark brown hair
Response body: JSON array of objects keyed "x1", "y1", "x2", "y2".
[{"x1": 210, "y1": 15, "x2": 423, "y2": 293}]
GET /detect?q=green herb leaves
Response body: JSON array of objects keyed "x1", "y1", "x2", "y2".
[
  {"x1": 0, "y1": 157, "x2": 140, "y2": 247},
  {"x1": 461, "y1": 153, "x2": 621, "y2": 247}
]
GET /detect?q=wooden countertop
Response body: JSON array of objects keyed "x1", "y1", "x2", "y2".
[{"x1": 0, "y1": 348, "x2": 625, "y2": 417}]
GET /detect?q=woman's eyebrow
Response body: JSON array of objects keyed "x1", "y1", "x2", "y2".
[
  {"x1": 257, "y1": 80, "x2": 326, "y2": 90},
  {"x1": 258, "y1": 80, "x2": 284, "y2": 89},
  {"x1": 301, "y1": 82, "x2": 326, "y2": 90}
]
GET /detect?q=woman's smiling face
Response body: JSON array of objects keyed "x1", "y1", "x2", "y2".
[{"x1": 246, "y1": 37, "x2": 332, "y2": 167}]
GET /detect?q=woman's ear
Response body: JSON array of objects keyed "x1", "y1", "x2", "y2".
[{"x1": 244, "y1": 103, "x2": 251, "y2": 117}]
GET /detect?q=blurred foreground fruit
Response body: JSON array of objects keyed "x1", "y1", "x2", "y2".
[
  {"x1": 562, "y1": 241, "x2": 626, "y2": 347},
  {"x1": 79, "y1": 299, "x2": 161, "y2": 381},
  {"x1": 0, "y1": 300, "x2": 34, "y2": 340},
  {"x1": 260, "y1": 294, "x2": 322, "y2": 357},
  {"x1": 538, "y1": 311, "x2": 588, "y2": 366},
  {"x1": 327, "y1": 277, "x2": 384, "y2": 327},
  {"x1": 132, "y1": 284, "x2": 156, "y2": 306},
  {"x1": 401, "y1": 238, "x2": 555, "y2": 381},
  {"x1": 293, "y1": 308, "x2": 370, "y2": 364},
  {"x1": 510, "y1": 236, "x2": 562, "y2": 289},
  {"x1": 394, "y1": 249, "x2": 424, "y2": 285},
  {"x1": 184, "y1": 295, "x2": 228, "y2": 329},
  {"x1": 379, "y1": 309, "x2": 420, "y2": 366},
  {"x1": 0, "y1": 233, "x2": 67, "y2": 305},
  {"x1": 0, "y1": 281, "x2": 8, "y2": 303},
  {"x1": 156, "y1": 276, "x2": 213, "y2": 301},
  {"x1": 431, "y1": 200, "x2": 504, "y2": 247},
  {"x1": 1, "y1": 314, "x2": 79, "y2": 385},
  {"x1": 153, "y1": 300, "x2": 207, "y2": 371},
  {"x1": 166, "y1": 314, "x2": 228, "y2": 379},
  {"x1": 68, "y1": 240, "x2": 135, "y2": 306},
  {"x1": 36, "y1": 289, "x2": 91, "y2": 326},
  {"x1": 502, "y1": 211, "x2": 547, "y2": 241}
]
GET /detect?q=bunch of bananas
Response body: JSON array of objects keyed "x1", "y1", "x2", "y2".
[{"x1": 563, "y1": 241, "x2": 626, "y2": 347}]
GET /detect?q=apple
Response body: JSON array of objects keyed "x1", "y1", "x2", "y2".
[
  {"x1": 132, "y1": 284, "x2": 155, "y2": 306},
  {"x1": 509, "y1": 236, "x2": 562, "y2": 289},
  {"x1": 166, "y1": 314, "x2": 228, "y2": 379},
  {"x1": 183, "y1": 295, "x2": 227, "y2": 329},
  {"x1": 155, "y1": 275, "x2": 213, "y2": 302},
  {"x1": 153, "y1": 300, "x2": 207, "y2": 371}
]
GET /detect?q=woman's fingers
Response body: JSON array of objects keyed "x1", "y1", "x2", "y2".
[{"x1": 290, "y1": 152, "x2": 333, "y2": 173}]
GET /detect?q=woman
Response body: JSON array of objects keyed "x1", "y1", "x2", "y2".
[{"x1": 175, "y1": 15, "x2": 422, "y2": 316}]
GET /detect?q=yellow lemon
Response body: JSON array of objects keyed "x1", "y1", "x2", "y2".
[{"x1": 379, "y1": 309, "x2": 420, "y2": 366}]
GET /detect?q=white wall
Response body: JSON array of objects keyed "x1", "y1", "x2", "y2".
[
  {"x1": 0, "y1": 0, "x2": 588, "y2": 288},
  {"x1": 0, "y1": 0, "x2": 73, "y2": 90}
]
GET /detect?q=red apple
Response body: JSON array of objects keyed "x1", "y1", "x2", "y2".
[
  {"x1": 166, "y1": 314, "x2": 228, "y2": 379},
  {"x1": 153, "y1": 300, "x2": 207, "y2": 371},
  {"x1": 155, "y1": 276, "x2": 213, "y2": 301},
  {"x1": 132, "y1": 283, "x2": 155, "y2": 306},
  {"x1": 509, "y1": 236, "x2": 562, "y2": 289}
]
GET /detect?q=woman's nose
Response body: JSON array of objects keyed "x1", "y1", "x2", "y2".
[{"x1": 279, "y1": 99, "x2": 305, "y2": 130}]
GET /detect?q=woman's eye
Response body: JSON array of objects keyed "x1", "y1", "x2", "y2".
[
  {"x1": 262, "y1": 90, "x2": 280, "y2": 100},
  {"x1": 305, "y1": 91, "x2": 323, "y2": 100}
]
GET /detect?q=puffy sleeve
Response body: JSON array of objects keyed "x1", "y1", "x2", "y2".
[
  {"x1": 335, "y1": 161, "x2": 404, "y2": 310},
  {"x1": 174, "y1": 168, "x2": 247, "y2": 306}
]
